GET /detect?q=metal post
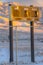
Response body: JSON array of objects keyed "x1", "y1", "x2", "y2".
[
  {"x1": 9, "y1": 4, "x2": 13, "y2": 62},
  {"x1": 15, "y1": 26, "x2": 18, "y2": 65},
  {"x1": 30, "y1": 21, "x2": 35, "y2": 62},
  {"x1": 9, "y1": 20, "x2": 13, "y2": 62}
]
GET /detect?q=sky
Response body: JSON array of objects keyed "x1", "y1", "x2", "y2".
[
  {"x1": 0, "y1": 0, "x2": 43, "y2": 7},
  {"x1": 0, "y1": 0, "x2": 43, "y2": 33}
]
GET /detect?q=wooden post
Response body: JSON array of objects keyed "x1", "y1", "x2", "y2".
[{"x1": 30, "y1": 21, "x2": 35, "y2": 62}]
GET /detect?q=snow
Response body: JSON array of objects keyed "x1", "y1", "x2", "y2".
[{"x1": 0, "y1": 31, "x2": 43, "y2": 65}]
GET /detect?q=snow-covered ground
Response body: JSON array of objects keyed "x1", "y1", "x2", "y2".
[{"x1": 0, "y1": 30, "x2": 43, "y2": 65}]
